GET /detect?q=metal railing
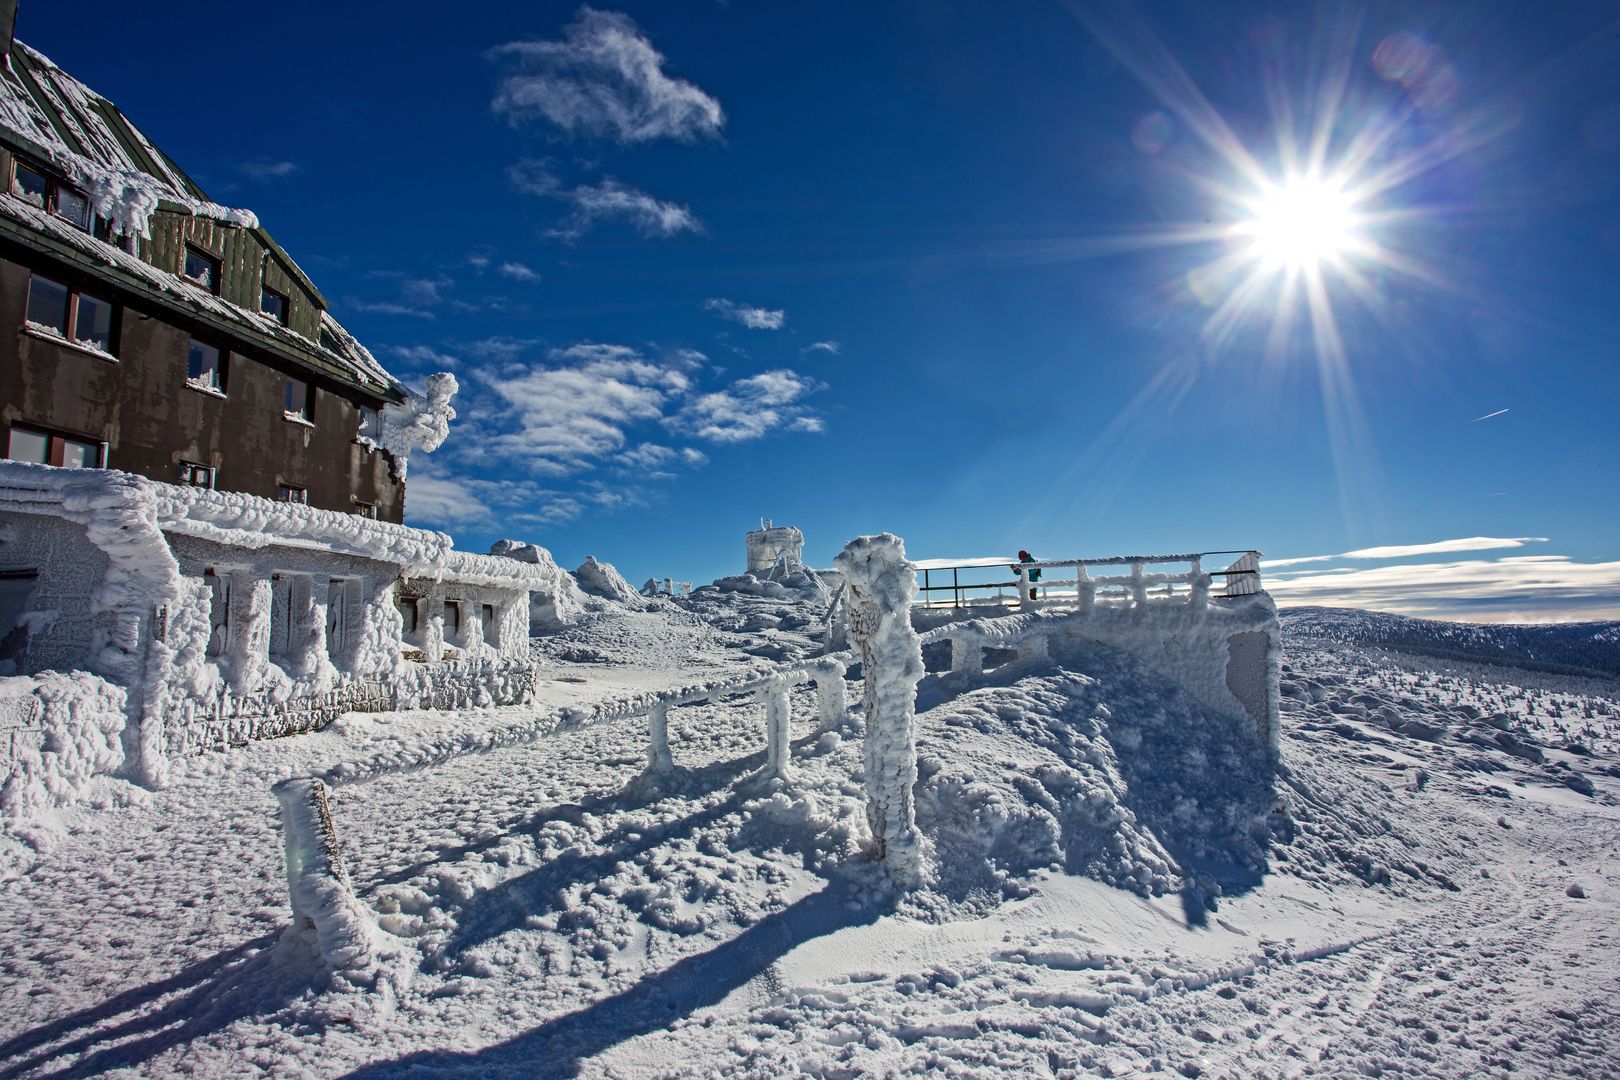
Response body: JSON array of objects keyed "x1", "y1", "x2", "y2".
[{"x1": 915, "y1": 550, "x2": 1263, "y2": 611}]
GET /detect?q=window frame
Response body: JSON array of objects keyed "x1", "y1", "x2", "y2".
[
  {"x1": 260, "y1": 285, "x2": 289, "y2": 325},
  {"x1": 277, "y1": 483, "x2": 308, "y2": 504},
  {"x1": 5, "y1": 422, "x2": 106, "y2": 469},
  {"x1": 9, "y1": 159, "x2": 91, "y2": 232},
  {"x1": 185, "y1": 338, "x2": 228, "y2": 395},
  {"x1": 353, "y1": 500, "x2": 378, "y2": 519},
  {"x1": 178, "y1": 461, "x2": 215, "y2": 489},
  {"x1": 23, "y1": 272, "x2": 118, "y2": 357},
  {"x1": 284, "y1": 376, "x2": 314, "y2": 424},
  {"x1": 182, "y1": 244, "x2": 222, "y2": 294}
]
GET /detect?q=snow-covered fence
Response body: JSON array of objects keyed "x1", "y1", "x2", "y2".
[
  {"x1": 914, "y1": 551, "x2": 1263, "y2": 612},
  {"x1": 271, "y1": 653, "x2": 850, "y2": 970}
]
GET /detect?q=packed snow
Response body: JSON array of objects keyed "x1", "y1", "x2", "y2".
[{"x1": 1, "y1": 597, "x2": 1618, "y2": 1078}]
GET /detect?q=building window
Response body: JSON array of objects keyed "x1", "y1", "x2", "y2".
[
  {"x1": 186, "y1": 340, "x2": 227, "y2": 394},
  {"x1": 353, "y1": 500, "x2": 378, "y2": 519},
  {"x1": 357, "y1": 404, "x2": 381, "y2": 442},
  {"x1": 284, "y1": 377, "x2": 313, "y2": 422},
  {"x1": 447, "y1": 601, "x2": 462, "y2": 640},
  {"x1": 25, "y1": 274, "x2": 68, "y2": 333},
  {"x1": 9, "y1": 160, "x2": 90, "y2": 231},
  {"x1": 11, "y1": 161, "x2": 47, "y2": 207},
  {"x1": 6, "y1": 424, "x2": 103, "y2": 469},
  {"x1": 277, "y1": 484, "x2": 308, "y2": 504},
  {"x1": 179, "y1": 461, "x2": 215, "y2": 488},
  {"x1": 24, "y1": 274, "x2": 116, "y2": 353},
  {"x1": 397, "y1": 594, "x2": 420, "y2": 635},
  {"x1": 260, "y1": 286, "x2": 288, "y2": 324},
  {"x1": 183, "y1": 246, "x2": 220, "y2": 293},
  {"x1": 482, "y1": 603, "x2": 498, "y2": 647}
]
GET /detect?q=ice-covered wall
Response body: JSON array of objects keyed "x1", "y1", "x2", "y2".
[
  {"x1": 0, "y1": 670, "x2": 126, "y2": 824},
  {"x1": 0, "y1": 462, "x2": 550, "y2": 784},
  {"x1": 919, "y1": 595, "x2": 1283, "y2": 753},
  {"x1": 489, "y1": 539, "x2": 586, "y2": 630}
]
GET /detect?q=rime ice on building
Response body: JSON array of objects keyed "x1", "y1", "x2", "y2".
[{"x1": 745, "y1": 520, "x2": 805, "y2": 578}]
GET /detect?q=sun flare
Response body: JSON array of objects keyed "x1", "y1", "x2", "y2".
[{"x1": 1235, "y1": 174, "x2": 1363, "y2": 272}]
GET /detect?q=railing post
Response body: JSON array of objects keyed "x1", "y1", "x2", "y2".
[
  {"x1": 1189, "y1": 556, "x2": 1209, "y2": 612},
  {"x1": 646, "y1": 701, "x2": 673, "y2": 775},
  {"x1": 1076, "y1": 564, "x2": 1093, "y2": 613},
  {"x1": 762, "y1": 678, "x2": 791, "y2": 780},
  {"x1": 812, "y1": 663, "x2": 849, "y2": 734},
  {"x1": 950, "y1": 631, "x2": 982, "y2": 675},
  {"x1": 1018, "y1": 565, "x2": 1034, "y2": 612},
  {"x1": 1130, "y1": 561, "x2": 1148, "y2": 609},
  {"x1": 273, "y1": 777, "x2": 373, "y2": 971}
]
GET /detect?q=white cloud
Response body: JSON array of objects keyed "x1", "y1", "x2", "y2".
[
  {"x1": 703, "y1": 298, "x2": 786, "y2": 330},
  {"x1": 506, "y1": 159, "x2": 562, "y2": 197},
  {"x1": 491, "y1": 8, "x2": 724, "y2": 144},
  {"x1": 1266, "y1": 555, "x2": 1620, "y2": 622},
  {"x1": 802, "y1": 340, "x2": 841, "y2": 355},
  {"x1": 389, "y1": 345, "x2": 459, "y2": 370},
  {"x1": 680, "y1": 447, "x2": 708, "y2": 467},
  {"x1": 1340, "y1": 537, "x2": 1549, "y2": 560},
  {"x1": 481, "y1": 342, "x2": 692, "y2": 473},
  {"x1": 406, "y1": 463, "x2": 585, "y2": 530},
  {"x1": 559, "y1": 178, "x2": 700, "y2": 238},
  {"x1": 498, "y1": 261, "x2": 542, "y2": 283},
  {"x1": 669, "y1": 368, "x2": 822, "y2": 443},
  {"x1": 617, "y1": 443, "x2": 675, "y2": 469},
  {"x1": 1262, "y1": 536, "x2": 1549, "y2": 569},
  {"x1": 238, "y1": 158, "x2": 298, "y2": 180},
  {"x1": 1471, "y1": 408, "x2": 1509, "y2": 423}
]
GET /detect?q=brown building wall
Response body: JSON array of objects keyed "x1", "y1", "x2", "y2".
[{"x1": 0, "y1": 250, "x2": 404, "y2": 520}]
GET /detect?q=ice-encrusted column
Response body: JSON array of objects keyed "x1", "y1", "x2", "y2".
[
  {"x1": 419, "y1": 596, "x2": 444, "y2": 663},
  {"x1": 812, "y1": 661, "x2": 849, "y2": 733},
  {"x1": 226, "y1": 568, "x2": 271, "y2": 693},
  {"x1": 761, "y1": 676, "x2": 792, "y2": 780},
  {"x1": 646, "y1": 701, "x2": 673, "y2": 775},
  {"x1": 835, "y1": 533, "x2": 926, "y2": 888}
]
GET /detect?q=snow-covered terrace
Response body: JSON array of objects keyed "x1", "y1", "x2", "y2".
[{"x1": 911, "y1": 550, "x2": 1263, "y2": 610}]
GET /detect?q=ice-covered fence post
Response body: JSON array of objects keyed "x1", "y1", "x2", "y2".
[
  {"x1": 1189, "y1": 556, "x2": 1209, "y2": 612},
  {"x1": 1077, "y1": 564, "x2": 1094, "y2": 613},
  {"x1": 1017, "y1": 564, "x2": 1034, "y2": 612},
  {"x1": 1130, "y1": 561, "x2": 1148, "y2": 609},
  {"x1": 950, "y1": 630, "x2": 982, "y2": 676},
  {"x1": 761, "y1": 676, "x2": 792, "y2": 780},
  {"x1": 812, "y1": 661, "x2": 849, "y2": 734},
  {"x1": 646, "y1": 701, "x2": 673, "y2": 775},
  {"x1": 835, "y1": 533, "x2": 926, "y2": 888},
  {"x1": 273, "y1": 777, "x2": 374, "y2": 971}
]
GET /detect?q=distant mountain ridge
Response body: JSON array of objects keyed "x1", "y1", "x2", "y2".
[{"x1": 1280, "y1": 606, "x2": 1620, "y2": 680}]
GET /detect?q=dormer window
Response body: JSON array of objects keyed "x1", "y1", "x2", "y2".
[
  {"x1": 284, "y1": 376, "x2": 313, "y2": 423},
  {"x1": 357, "y1": 404, "x2": 381, "y2": 442},
  {"x1": 10, "y1": 160, "x2": 91, "y2": 232},
  {"x1": 53, "y1": 186, "x2": 90, "y2": 230},
  {"x1": 11, "y1": 161, "x2": 47, "y2": 207},
  {"x1": 260, "y1": 286, "x2": 288, "y2": 324},
  {"x1": 183, "y1": 246, "x2": 220, "y2": 293}
]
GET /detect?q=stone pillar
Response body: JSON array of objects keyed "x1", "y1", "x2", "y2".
[
  {"x1": 226, "y1": 568, "x2": 271, "y2": 693},
  {"x1": 835, "y1": 533, "x2": 926, "y2": 888},
  {"x1": 420, "y1": 596, "x2": 444, "y2": 663}
]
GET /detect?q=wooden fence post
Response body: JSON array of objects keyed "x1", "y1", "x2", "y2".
[{"x1": 273, "y1": 777, "x2": 373, "y2": 971}]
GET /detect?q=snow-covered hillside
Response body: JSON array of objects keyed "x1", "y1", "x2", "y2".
[{"x1": 1, "y1": 602, "x2": 1617, "y2": 1077}]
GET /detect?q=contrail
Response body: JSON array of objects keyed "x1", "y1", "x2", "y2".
[{"x1": 1471, "y1": 408, "x2": 1509, "y2": 422}]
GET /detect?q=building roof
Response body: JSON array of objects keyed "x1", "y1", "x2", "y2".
[{"x1": 0, "y1": 40, "x2": 403, "y2": 402}]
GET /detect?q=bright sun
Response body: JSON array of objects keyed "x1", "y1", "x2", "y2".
[{"x1": 1236, "y1": 174, "x2": 1362, "y2": 272}]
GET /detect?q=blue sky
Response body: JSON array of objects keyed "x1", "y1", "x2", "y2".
[{"x1": 28, "y1": 2, "x2": 1620, "y2": 619}]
